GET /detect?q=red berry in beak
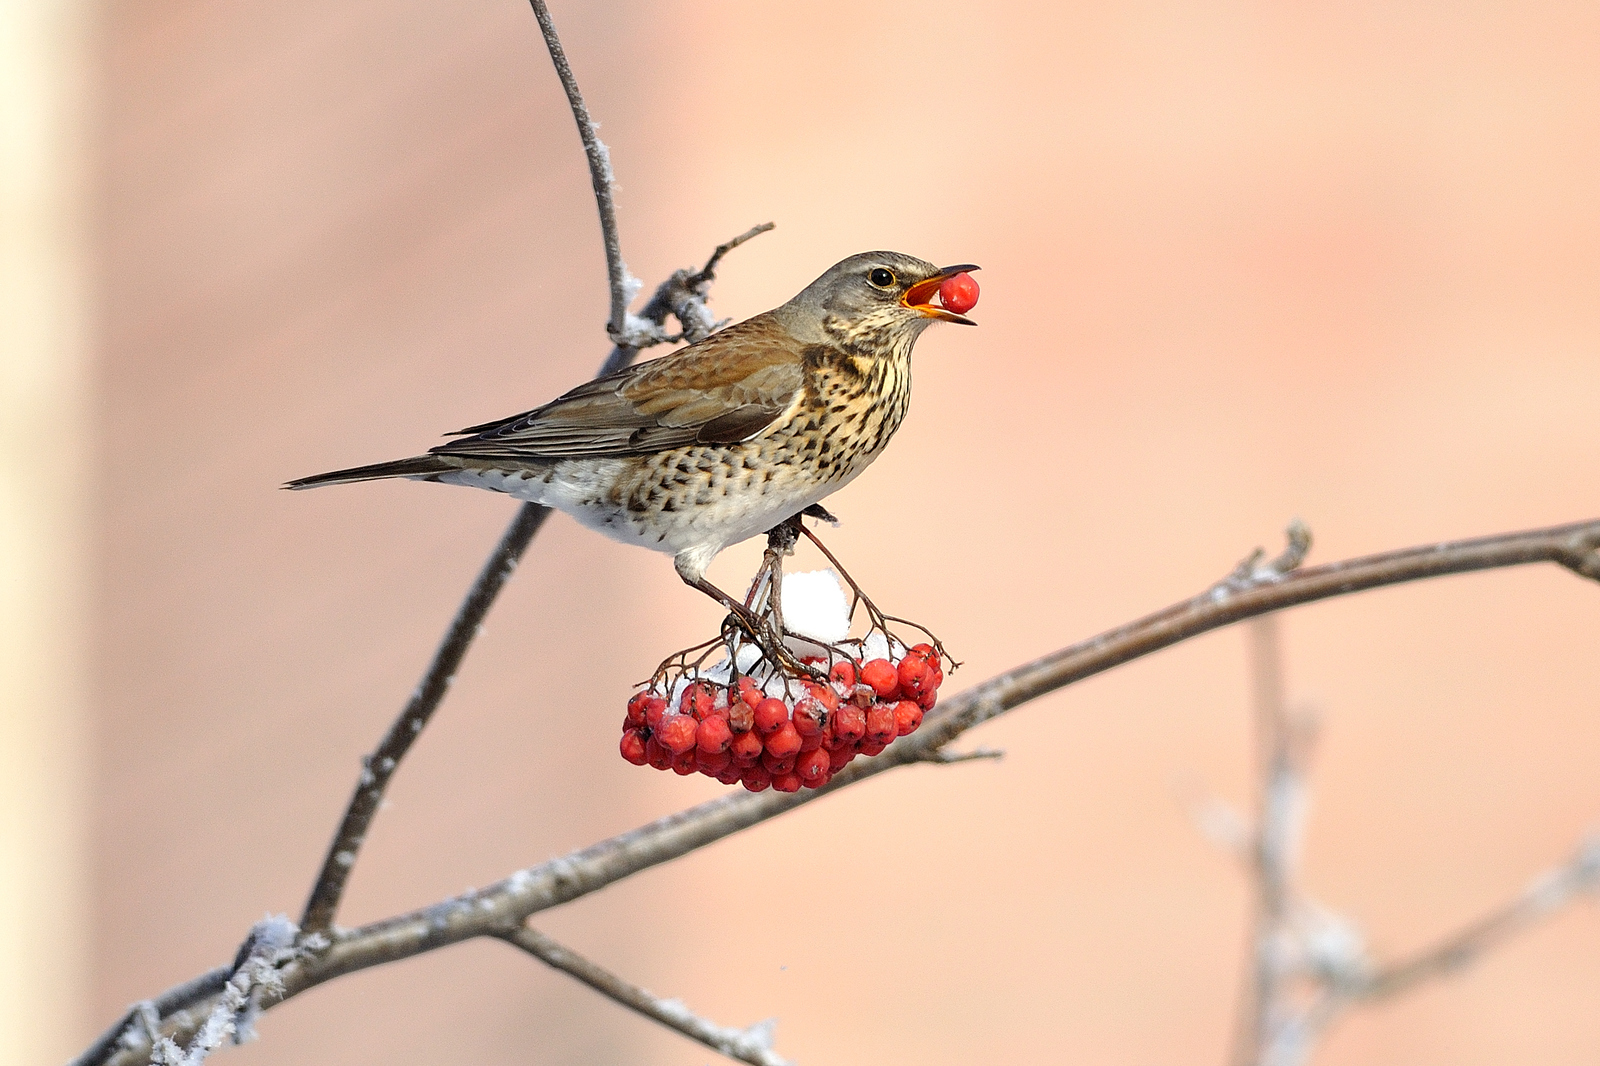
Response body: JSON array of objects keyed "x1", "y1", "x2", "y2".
[{"x1": 938, "y1": 272, "x2": 979, "y2": 314}]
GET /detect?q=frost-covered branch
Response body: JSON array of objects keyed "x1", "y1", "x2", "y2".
[
  {"x1": 499, "y1": 926, "x2": 793, "y2": 1066},
  {"x1": 97, "y1": 517, "x2": 1600, "y2": 1065},
  {"x1": 84, "y1": 919, "x2": 311, "y2": 1066}
]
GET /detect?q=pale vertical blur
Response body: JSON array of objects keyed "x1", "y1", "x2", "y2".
[
  {"x1": 91, "y1": 2, "x2": 1600, "y2": 1065},
  {"x1": 0, "y1": 1, "x2": 93, "y2": 1063}
]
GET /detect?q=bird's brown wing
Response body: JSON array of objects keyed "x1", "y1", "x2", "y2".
[{"x1": 432, "y1": 314, "x2": 803, "y2": 461}]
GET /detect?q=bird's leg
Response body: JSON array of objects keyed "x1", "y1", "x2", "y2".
[
  {"x1": 758, "y1": 514, "x2": 807, "y2": 641},
  {"x1": 676, "y1": 555, "x2": 821, "y2": 680}
]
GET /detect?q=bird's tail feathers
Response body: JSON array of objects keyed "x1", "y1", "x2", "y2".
[{"x1": 284, "y1": 455, "x2": 455, "y2": 490}]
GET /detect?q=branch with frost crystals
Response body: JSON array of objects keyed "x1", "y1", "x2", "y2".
[
  {"x1": 135, "y1": 918, "x2": 305, "y2": 1066},
  {"x1": 87, "y1": 516, "x2": 1600, "y2": 1066},
  {"x1": 499, "y1": 926, "x2": 793, "y2": 1066},
  {"x1": 69, "y1": 968, "x2": 232, "y2": 1066},
  {"x1": 525, "y1": 4, "x2": 776, "y2": 352}
]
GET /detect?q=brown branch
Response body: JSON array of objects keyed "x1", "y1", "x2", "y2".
[
  {"x1": 100, "y1": 517, "x2": 1600, "y2": 1065},
  {"x1": 499, "y1": 926, "x2": 793, "y2": 1066},
  {"x1": 527, "y1": 0, "x2": 630, "y2": 339},
  {"x1": 299, "y1": 504, "x2": 552, "y2": 932}
]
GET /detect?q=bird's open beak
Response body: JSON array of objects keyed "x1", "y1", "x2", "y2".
[{"x1": 901, "y1": 264, "x2": 981, "y2": 325}]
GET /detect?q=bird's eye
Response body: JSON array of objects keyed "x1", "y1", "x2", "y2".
[{"x1": 868, "y1": 267, "x2": 896, "y2": 289}]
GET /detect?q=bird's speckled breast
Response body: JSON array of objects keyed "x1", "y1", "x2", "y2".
[{"x1": 603, "y1": 346, "x2": 912, "y2": 554}]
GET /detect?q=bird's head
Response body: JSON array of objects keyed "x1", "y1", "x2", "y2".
[{"x1": 777, "y1": 251, "x2": 980, "y2": 353}]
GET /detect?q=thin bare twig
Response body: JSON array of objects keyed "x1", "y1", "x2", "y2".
[
  {"x1": 101, "y1": 518, "x2": 1600, "y2": 1065},
  {"x1": 499, "y1": 926, "x2": 793, "y2": 1066},
  {"x1": 527, "y1": 0, "x2": 630, "y2": 339}
]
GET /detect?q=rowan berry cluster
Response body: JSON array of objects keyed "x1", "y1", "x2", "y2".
[{"x1": 619, "y1": 643, "x2": 944, "y2": 792}]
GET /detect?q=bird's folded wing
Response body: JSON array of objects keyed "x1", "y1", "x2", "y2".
[{"x1": 431, "y1": 315, "x2": 804, "y2": 461}]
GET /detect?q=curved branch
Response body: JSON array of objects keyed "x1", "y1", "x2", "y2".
[
  {"x1": 527, "y1": 0, "x2": 630, "y2": 339},
  {"x1": 105, "y1": 517, "x2": 1600, "y2": 1064}
]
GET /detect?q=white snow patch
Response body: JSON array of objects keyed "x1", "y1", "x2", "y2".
[{"x1": 780, "y1": 570, "x2": 850, "y2": 643}]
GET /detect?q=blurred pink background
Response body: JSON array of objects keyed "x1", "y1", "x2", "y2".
[{"x1": 77, "y1": 0, "x2": 1600, "y2": 1062}]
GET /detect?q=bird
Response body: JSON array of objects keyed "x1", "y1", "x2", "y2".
[{"x1": 287, "y1": 251, "x2": 977, "y2": 627}]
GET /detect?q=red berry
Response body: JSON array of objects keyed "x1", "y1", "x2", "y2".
[
  {"x1": 716, "y1": 764, "x2": 745, "y2": 786},
  {"x1": 832, "y1": 704, "x2": 867, "y2": 746},
  {"x1": 938, "y1": 272, "x2": 979, "y2": 315},
  {"x1": 829, "y1": 660, "x2": 858, "y2": 688},
  {"x1": 772, "y1": 771, "x2": 803, "y2": 793},
  {"x1": 761, "y1": 750, "x2": 797, "y2": 775},
  {"x1": 797, "y1": 747, "x2": 831, "y2": 785},
  {"x1": 897, "y1": 656, "x2": 932, "y2": 698},
  {"x1": 696, "y1": 748, "x2": 732, "y2": 774},
  {"x1": 730, "y1": 729, "x2": 765, "y2": 762},
  {"x1": 656, "y1": 714, "x2": 698, "y2": 756},
  {"x1": 625, "y1": 692, "x2": 652, "y2": 727},
  {"x1": 742, "y1": 766, "x2": 772, "y2": 792},
  {"x1": 645, "y1": 699, "x2": 669, "y2": 731},
  {"x1": 671, "y1": 751, "x2": 699, "y2": 775},
  {"x1": 619, "y1": 730, "x2": 649, "y2": 765},
  {"x1": 804, "y1": 681, "x2": 840, "y2": 712},
  {"x1": 828, "y1": 745, "x2": 857, "y2": 772},
  {"x1": 765, "y1": 720, "x2": 803, "y2": 759},
  {"x1": 696, "y1": 716, "x2": 733, "y2": 754},
  {"x1": 860, "y1": 659, "x2": 900, "y2": 699},
  {"x1": 859, "y1": 738, "x2": 888, "y2": 757},
  {"x1": 892, "y1": 700, "x2": 923, "y2": 736},
  {"x1": 680, "y1": 682, "x2": 715, "y2": 719},
  {"x1": 792, "y1": 698, "x2": 825, "y2": 736},
  {"x1": 754, "y1": 698, "x2": 789, "y2": 735},
  {"x1": 865, "y1": 705, "x2": 897, "y2": 745},
  {"x1": 917, "y1": 686, "x2": 938, "y2": 711},
  {"x1": 799, "y1": 729, "x2": 824, "y2": 753},
  {"x1": 644, "y1": 735, "x2": 672, "y2": 770}
]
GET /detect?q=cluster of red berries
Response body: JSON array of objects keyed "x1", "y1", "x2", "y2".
[{"x1": 619, "y1": 644, "x2": 944, "y2": 792}]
